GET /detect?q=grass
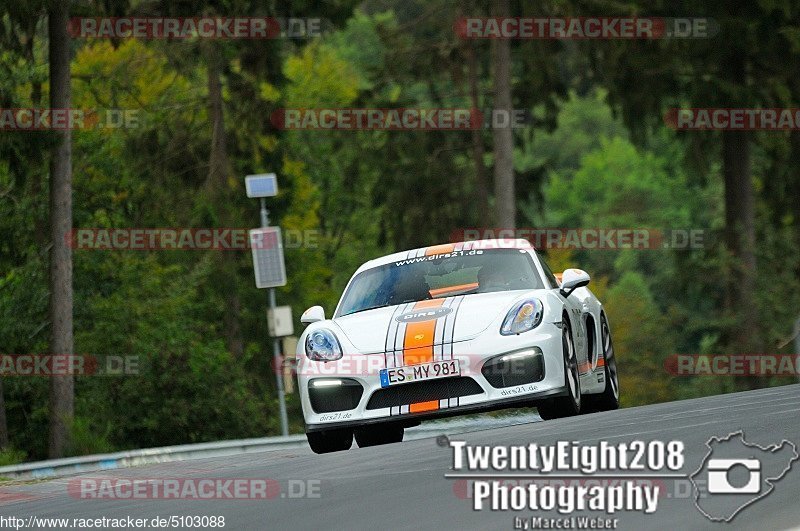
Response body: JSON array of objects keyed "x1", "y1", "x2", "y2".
[{"x1": 0, "y1": 447, "x2": 26, "y2": 467}]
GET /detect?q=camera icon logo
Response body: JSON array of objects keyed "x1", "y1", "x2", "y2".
[{"x1": 706, "y1": 458, "x2": 760, "y2": 494}]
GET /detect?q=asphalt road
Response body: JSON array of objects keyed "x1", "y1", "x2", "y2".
[{"x1": 3, "y1": 384, "x2": 799, "y2": 530}]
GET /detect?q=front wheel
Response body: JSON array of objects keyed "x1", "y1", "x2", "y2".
[
  {"x1": 537, "y1": 314, "x2": 581, "y2": 420},
  {"x1": 307, "y1": 428, "x2": 353, "y2": 454}
]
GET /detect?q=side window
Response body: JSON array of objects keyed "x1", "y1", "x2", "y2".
[{"x1": 537, "y1": 252, "x2": 559, "y2": 288}]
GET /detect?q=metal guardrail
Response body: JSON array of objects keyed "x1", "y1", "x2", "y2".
[
  {"x1": 0, "y1": 435, "x2": 307, "y2": 481},
  {"x1": 0, "y1": 414, "x2": 539, "y2": 481}
]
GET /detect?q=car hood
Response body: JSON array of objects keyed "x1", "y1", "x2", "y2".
[{"x1": 332, "y1": 290, "x2": 533, "y2": 354}]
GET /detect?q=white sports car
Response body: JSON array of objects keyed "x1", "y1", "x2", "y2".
[{"x1": 297, "y1": 239, "x2": 619, "y2": 454}]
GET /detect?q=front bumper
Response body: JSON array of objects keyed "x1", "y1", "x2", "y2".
[
  {"x1": 299, "y1": 322, "x2": 565, "y2": 432},
  {"x1": 304, "y1": 386, "x2": 567, "y2": 432}
]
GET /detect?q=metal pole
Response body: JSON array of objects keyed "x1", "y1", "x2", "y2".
[
  {"x1": 259, "y1": 198, "x2": 269, "y2": 229},
  {"x1": 261, "y1": 198, "x2": 289, "y2": 436},
  {"x1": 270, "y1": 287, "x2": 290, "y2": 436}
]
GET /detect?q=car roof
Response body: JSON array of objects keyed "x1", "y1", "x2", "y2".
[{"x1": 355, "y1": 239, "x2": 535, "y2": 273}]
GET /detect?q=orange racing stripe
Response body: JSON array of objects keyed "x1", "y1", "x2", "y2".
[
  {"x1": 429, "y1": 282, "x2": 478, "y2": 298},
  {"x1": 404, "y1": 299, "x2": 444, "y2": 413},
  {"x1": 425, "y1": 243, "x2": 455, "y2": 256}
]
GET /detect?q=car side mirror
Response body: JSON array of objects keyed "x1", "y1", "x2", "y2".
[
  {"x1": 301, "y1": 305, "x2": 325, "y2": 324},
  {"x1": 559, "y1": 269, "x2": 590, "y2": 298}
]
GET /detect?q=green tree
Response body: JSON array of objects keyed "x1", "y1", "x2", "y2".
[{"x1": 604, "y1": 272, "x2": 674, "y2": 406}]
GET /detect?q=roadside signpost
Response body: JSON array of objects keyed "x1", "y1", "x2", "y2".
[{"x1": 246, "y1": 173, "x2": 290, "y2": 436}]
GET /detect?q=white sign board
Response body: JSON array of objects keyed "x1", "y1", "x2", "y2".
[
  {"x1": 250, "y1": 227, "x2": 287, "y2": 288},
  {"x1": 245, "y1": 173, "x2": 278, "y2": 198},
  {"x1": 268, "y1": 306, "x2": 294, "y2": 337}
]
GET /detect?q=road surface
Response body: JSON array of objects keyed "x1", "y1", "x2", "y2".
[{"x1": 2, "y1": 384, "x2": 798, "y2": 530}]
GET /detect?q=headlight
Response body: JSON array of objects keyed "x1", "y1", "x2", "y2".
[
  {"x1": 500, "y1": 299, "x2": 544, "y2": 335},
  {"x1": 305, "y1": 328, "x2": 343, "y2": 361}
]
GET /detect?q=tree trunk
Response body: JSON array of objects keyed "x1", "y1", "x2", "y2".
[
  {"x1": 0, "y1": 378, "x2": 8, "y2": 449},
  {"x1": 207, "y1": 46, "x2": 229, "y2": 193},
  {"x1": 467, "y1": 40, "x2": 489, "y2": 225},
  {"x1": 28, "y1": 20, "x2": 46, "y2": 249},
  {"x1": 790, "y1": 131, "x2": 800, "y2": 279},
  {"x1": 205, "y1": 43, "x2": 244, "y2": 359},
  {"x1": 722, "y1": 131, "x2": 760, "y2": 368},
  {"x1": 491, "y1": 0, "x2": 515, "y2": 229},
  {"x1": 47, "y1": 0, "x2": 74, "y2": 458}
]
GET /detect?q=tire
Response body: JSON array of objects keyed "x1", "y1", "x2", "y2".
[
  {"x1": 582, "y1": 314, "x2": 620, "y2": 413},
  {"x1": 306, "y1": 428, "x2": 353, "y2": 454},
  {"x1": 354, "y1": 424, "x2": 404, "y2": 448},
  {"x1": 537, "y1": 314, "x2": 581, "y2": 420}
]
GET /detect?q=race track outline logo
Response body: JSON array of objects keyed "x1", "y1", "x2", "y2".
[{"x1": 690, "y1": 431, "x2": 798, "y2": 522}]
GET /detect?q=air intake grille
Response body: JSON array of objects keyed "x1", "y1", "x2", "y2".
[
  {"x1": 309, "y1": 379, "x2": 364, "y2": 413},
  {"x1": 366, "y1": 377, "x2": 483, "y2": 410},
  {"x1": 482, "y1": 350, "x2": 545, "y2": 388}
]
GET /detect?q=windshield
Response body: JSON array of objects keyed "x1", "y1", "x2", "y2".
[{"x1": 336, "y1": 249, "x2": 544, "y2": 317}]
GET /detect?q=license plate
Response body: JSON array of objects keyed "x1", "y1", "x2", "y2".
[{"x1": 379, "y1": 359, "x2": 460, "y2": 388}]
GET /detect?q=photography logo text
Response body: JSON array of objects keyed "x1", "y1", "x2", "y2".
[{"x1": 445, "y1": 440, "x2": 684, "y2": 528}]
